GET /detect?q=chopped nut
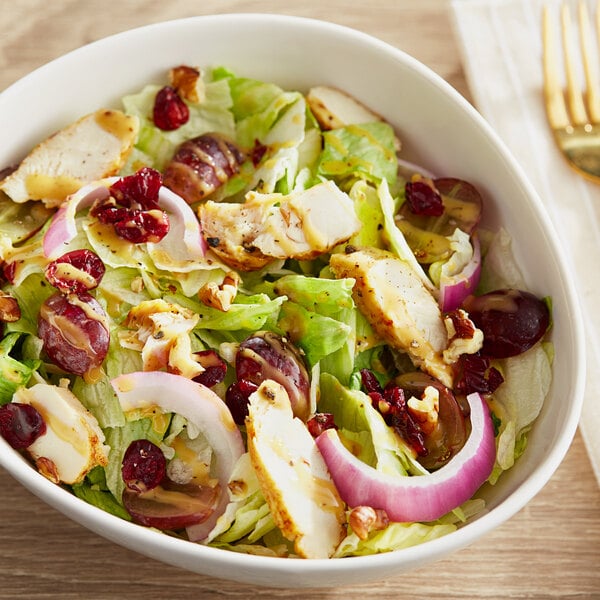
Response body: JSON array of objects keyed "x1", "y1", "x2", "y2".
[
  {"x1": 348, "y1": 506, "x2": 390, "y2": 540},
  {"x1": 443, "y1": 309, "x2": 483, "y2": 364},
  {"x1": 170, "y1": 65, "x2": 203, "y2": 103},
  {"x1": 0, "y1": 291, "x2": 20, "y2": 322},
  {"x1": 166, "y1": 457, "x2": 193, "y2": 485},
  {"x1": 35, "y1": 456, "x2": 61, "y2": 484},
  {"x1": 198, "y1": 271, "x2": 240, "y2": 312},
  {"x1": 407, "y1": 385, "x2": 439, "y2": 435}
]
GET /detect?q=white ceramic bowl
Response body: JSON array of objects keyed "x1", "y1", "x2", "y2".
[{"x1": 0, "y1": 14, "x2": 585, "y2": 588}]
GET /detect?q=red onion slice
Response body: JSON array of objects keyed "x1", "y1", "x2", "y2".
[
  {"x1": 110, "y1": 371, "x2": 245, "y2": 541},
  {"x1": 439, "y1": 233, "x2": 482, "y2": 313},
  {"x1": 147, "y1": 186, "x2": 209, "y2": 272},
  {"x1": 43, "y1": 180, "x2": 112, "y2": 259},
  {"x1": 315, "y1": 392, "x2": 496, "y2": 523},
  {"x1": 43, "y1": 180, "x2": 208, "y2": 270}
]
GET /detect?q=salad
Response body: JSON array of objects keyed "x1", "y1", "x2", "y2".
[{"x1": 0, "y1": 64, "x2": 553, "y2": 559}]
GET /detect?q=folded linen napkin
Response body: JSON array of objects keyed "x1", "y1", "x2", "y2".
[{"x1": 450, "y1": 0, "x2": 600, "y2": 485}]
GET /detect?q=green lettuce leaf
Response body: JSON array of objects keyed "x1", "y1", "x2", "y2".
[
  {"x1": 71, "y1": 466, "x2": 132, "y2": 520},
  {"x1": 0, "y1": 333, "x2": 40, "y2": 405},
  {"x1": 488, "y1": 342, "x2": 552, "y2": 483},
  {"x1": 317, "y1": 122, "x2": 398, "y2": 187},
  {"x1": 318, "y1": 373, "x2": 423, "y2": 476},
  {"x1": 278, "y1": 301, "x2": 352, "y2": 367},
  {"x1": 4, "y1": 273, "x2": 54, "y2": 336},
  {"x1": 121, "y1": 76, "x2": 235, "y2": 172}
]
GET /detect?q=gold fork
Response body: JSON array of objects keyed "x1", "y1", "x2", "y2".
[{"x1": 543, "y1": 0, "x2": 600, "y2": 182}]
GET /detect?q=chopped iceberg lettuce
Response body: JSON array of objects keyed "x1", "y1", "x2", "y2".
[
  {"x1": 4, "y1": 273, "x2": 54, "y2": 336},
  {"x1": 121, "y1": 76, "x2": 235, "y2": 172},
  {"x1": 0, "y1": 333, "x2": 40, "y2": 404},
  {"x1": 317, "y1": 121, "x2": 398, "y2": 187},
  {"x1": 318, "y1": 373, "x2": 424, "y2": 476},
  {"x1": 488, "y1": 342, "x2": 552, "y2": 483}
]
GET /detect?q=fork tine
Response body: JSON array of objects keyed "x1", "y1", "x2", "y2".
[
  {"x1": 578, "y1": 0, "x2": 600, "y2": 122},
  {"x1": 561, "y1": 3, "x2": 589, "y2": 125},
  {"x1": 543, "y1": 5, "x2": 570, "y2": 129}
]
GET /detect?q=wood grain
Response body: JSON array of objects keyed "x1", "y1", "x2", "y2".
[{"x1": 0, "y1": 1, "x2": 598, "y2": 598}]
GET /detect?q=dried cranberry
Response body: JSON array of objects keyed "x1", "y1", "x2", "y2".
[
  {"x1": 113, "y1": 209, "x2": 170, "y2": 244},
  {"x1": 383, "y1": 383, "x2": 428, "y2": 456},
  {"x1": 45, "y1": 249, "x2": 105, "y2": 294},
  {"x1": 109, "y1": 167, "x2": 162, "y2": 211},
  {"x1": 92, "y1": 169, "x2": 170, "y2": 244},
  {"x1": 122, "y1": 439, "x2": 166, "y2": 494},
  {"x1": 0, "y1": 403, "x2": 46, "y2": 449},
  {"x1": 307, "y1": 413, "x2": 337, "y2": 438},
  {"x1": 360, "y1": 368, "x2": 383, "y2": 394},
  {"x1": 3, "y1": 261, "x2": 16, "y2": 284},
  {"x1": 193, "y1": 349, "x2": 227, "y2": 388},
  {"x1": 153, "y1": 86, "x2": 190, "y2": 131},
  {"x1": 360, "y1": 368, "x2": 427, "y2": 456},
  {"x1": 225, "y1": 379, "x2": 258, "y2": 425},
  {"x1": 405, "y1": 180, "x2": 444, "y2": 216},
  {"x1": 90, "y1": 198, "x2": 131, "y2": 224},
  {"x1": 250, "y1": 140, "x2": 267, "y2": 166},
  {"x1": 454, "y1": 353, "x2": 504, "y2": 395}
]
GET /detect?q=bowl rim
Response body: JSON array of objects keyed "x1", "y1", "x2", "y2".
[{"x1": 0, "y1": 11, "x2": 587, "y2": 585}]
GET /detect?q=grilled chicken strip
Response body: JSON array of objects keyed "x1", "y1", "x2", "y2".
[
  {"x1": 246, "y1": 380, "x2": 346, "y2": 559},
  {"x1": 329, "y1": 246, "x2": 454, "y2": 387},
  {"x1": 199, "y1": 180, "x2": 361, "y2": 271},
  {"x1": 0, "y1": 109, "x2": 139, "y2": 207}
]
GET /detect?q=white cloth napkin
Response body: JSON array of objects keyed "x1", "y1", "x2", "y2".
[{"x1": 450, "y1": 0, "x2": 600, "y2": 485}]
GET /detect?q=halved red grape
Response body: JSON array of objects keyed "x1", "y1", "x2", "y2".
[
  {"x1": 163, "y1": 132, "x2": 246, "y2": 204},
  {"x1": 37, "y1": 292, "x2": 109, "y2": 380},
  {"x1": 122, "y1": 480, "x2": 219, "y2": 530},
  {"x1": 121, "y1": 439, "x2": 166, "y2": 493},
  {"x1": 45, "y1": 249, "x2": 105, "y2": 294},
  {"x1": 393, "y1": 371, "x2": 467, "y2": 470},
  {"x1": 462, "y1": 289, "x2": 550, "y2": 358},
  {"x1": 0, "y1": 403, "x2": 46, "y2": 449},
  {"x1": 236, "y1": 331, "x2": 311, "y2": 421}
]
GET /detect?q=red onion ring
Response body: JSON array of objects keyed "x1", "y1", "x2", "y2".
[
  {"x1": 111, "y1": 371, "x2": 245, "y2": 542},
  {"x1": 315, "y1": 392, "x2": 496, "y2": 523}
]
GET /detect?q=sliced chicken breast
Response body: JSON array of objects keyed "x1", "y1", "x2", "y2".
[
  {"x1": 199, "y1": 180, "x2": 361, "y2": 271},
  {"x1": 1, "y1": 109, "x2": 139, "y2": 207},
  {"x1": 246, "y1": 380, "x2": 346, "y2": 558},
  {"x1": 306, "y1": 85, "x2": 401, "y2": 149},
  {"x1": 329, "y1": 246, "x2": 454, "y2": 387}
]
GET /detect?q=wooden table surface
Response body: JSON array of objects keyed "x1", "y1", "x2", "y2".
[{"x1": 0, "y1": 1, "x2": 598, "y2": 598}]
